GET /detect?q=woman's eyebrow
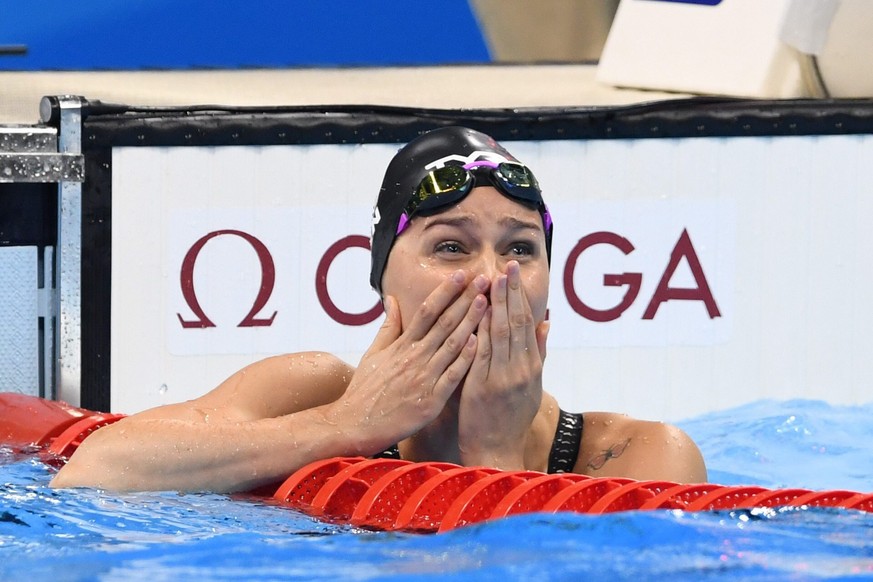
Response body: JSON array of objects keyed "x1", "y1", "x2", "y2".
[
  {"x1": 499, "y1": 216, "x2": 542, "y2": 232},
  {"x1": 422, "y1": 216, "x2": 474, "y2": 231},
  {"x1": 422, "y1": 215, "x2": 542, "y2": 232}
]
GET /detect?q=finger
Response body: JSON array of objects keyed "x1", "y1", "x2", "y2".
[
  {"x1": 505, "y1": 261, "x2": 539, "y2": 363},
  {"x1": 431, "y1": 332, "x2": 478, "y2": 402},
  {"x1": 488, "y1": 270, "x2": 511, "y2": 366},
  {"x1": 472, "y1": 305, "x2": 493, "y2": 378},
  {"x1": 427, "y1": 292, "x2": 488, "y2": 371},
  {"x1": 413, "y1": 273, "x2": 490, "y2": 346},
  {"x1": 403, "y1": 270, "x2": 469, "y2": 341},
  {"x1": 366, "y1": 295, "x2": 402, "y2": 354}
]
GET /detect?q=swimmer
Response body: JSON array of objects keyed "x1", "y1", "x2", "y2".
[{"x1": 51, "y1": 127, "x2": 706, "y2": 492}]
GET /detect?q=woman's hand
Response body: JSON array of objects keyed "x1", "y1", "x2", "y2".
[
  {"x1": 458, "y1": 261, "x2": 549, "y2": 470},
  {"x1": 323, "y1": 270, "x2": 491, "y2": 455}
]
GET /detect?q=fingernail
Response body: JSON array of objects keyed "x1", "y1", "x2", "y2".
[
  {"x1": 452, "y1": 270, "x2": 465, "y2": 285},
  {"x1": 474, "y1": 274, "x2": 489, "y2": 292}
]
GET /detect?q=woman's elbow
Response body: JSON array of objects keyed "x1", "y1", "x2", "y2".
[{"x1": 49, "y1": 426, "x2": 128, "y2": 490}]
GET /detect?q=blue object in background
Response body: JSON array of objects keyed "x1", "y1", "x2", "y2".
[{"x1": 0, "y1": 0, "x2": 491, "y2": 70}]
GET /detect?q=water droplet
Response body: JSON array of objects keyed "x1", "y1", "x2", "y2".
[{"x1": 158, "y1": 383, "x2": 168, "y2": 395}]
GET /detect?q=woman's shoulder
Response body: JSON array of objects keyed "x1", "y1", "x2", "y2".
[{"x1": 577, "y1": 411, "x2": 707, "y2": 483}]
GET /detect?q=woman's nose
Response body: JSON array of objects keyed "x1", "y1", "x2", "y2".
[{"x1": 470, "y1": 250, "x2": 503, "y2": 281}]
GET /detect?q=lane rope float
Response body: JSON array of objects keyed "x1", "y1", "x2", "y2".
[{"x1": 4, "y1": 393, "x2": 871, "y2": 533}]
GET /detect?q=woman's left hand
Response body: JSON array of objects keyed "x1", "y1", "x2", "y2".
[{"x1": 457, "y1": 261, "x2": 549, "y2": 470}]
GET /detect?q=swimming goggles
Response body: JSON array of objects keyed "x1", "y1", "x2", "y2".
[{"x1": 396, "y1": 160, "x2": 553, "y2": 235}]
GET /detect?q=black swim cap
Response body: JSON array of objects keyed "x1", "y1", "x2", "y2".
[{"x1": 370, "y1": 126, "x2": 552, "y2": 294}]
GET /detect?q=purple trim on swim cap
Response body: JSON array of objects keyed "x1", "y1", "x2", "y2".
[
  {"x1": 543, "y1": 205, "x2": 553, "y2": 233},
  {"x1": 396, "y1": 212, "x2": 411, "y2": 236}
]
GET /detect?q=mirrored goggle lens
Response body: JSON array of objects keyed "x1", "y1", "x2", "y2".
[
  {"x1": 493, "y1": 162, "x2": 541, "y2": 203},
  {"x1": 411, "y1": 165, "x2": 472, "y2": 214}
]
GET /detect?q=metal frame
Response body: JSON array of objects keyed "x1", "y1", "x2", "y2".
[
  {"x1": 50, "y1": 96, "x2": 85, "y2": 405},
  {"x1": 0, "y1": 125, "x2": 84, "y2": 183},
  {"x1": 0, "y1": 96, "x2": 86, "y2": 404}
]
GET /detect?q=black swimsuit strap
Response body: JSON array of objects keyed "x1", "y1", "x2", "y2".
[
  {"x1": 373, "y1": 444, "x2": 401, "y2": 459},
  {"x1": 548, "y1": 409, "x2": 584, "y2": 474},
  {"x1": 374, "y1": 409, "x2": 584, "y2": 474}
]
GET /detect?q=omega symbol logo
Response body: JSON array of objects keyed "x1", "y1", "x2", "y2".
[{"x1": 177, "y1": 229, "x2": 277, "y2": 328}]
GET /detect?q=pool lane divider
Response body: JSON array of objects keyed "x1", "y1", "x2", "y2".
[{"x1": 3, "y1": 392, "x2": 872, "y2": 533}]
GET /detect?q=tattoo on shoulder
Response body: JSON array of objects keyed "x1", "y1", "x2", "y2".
[{"x1": 587, "y1": 438, "x2": 631, "y2": 471}]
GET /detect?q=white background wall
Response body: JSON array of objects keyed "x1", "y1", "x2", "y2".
[{"x1": 109, "y1": 134, "x2": 873, "y2": 421}]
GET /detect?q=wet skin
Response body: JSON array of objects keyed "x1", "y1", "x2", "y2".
[
  {"x1": 50, "y1": 187, "x2": 707, "y2": 492},
  {"x1": 380, "y1": 185, "x2": 551, "y2": 469}
]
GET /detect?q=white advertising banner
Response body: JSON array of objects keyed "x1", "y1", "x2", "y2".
[{"x1": 111, "y1": 135, "x2": 873, "y2": 420}]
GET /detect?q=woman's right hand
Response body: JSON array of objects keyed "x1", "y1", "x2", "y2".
[{"x1": 322, "y1": 270, "x2": 490, "y2": 454}]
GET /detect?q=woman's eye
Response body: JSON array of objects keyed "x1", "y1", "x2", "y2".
[
  {"x1": 434, "y1": 241, "x2": 463, "y2": 254},
  {"x1": 508, "y1": 243, "x2": 534, "y2": 257}
]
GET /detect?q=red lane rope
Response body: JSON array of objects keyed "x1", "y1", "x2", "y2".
[
  {"x1": 4, "y1": 393, "x2": 871, "y2": 534},
  {"x1": 391, "y1": 466, "x2": 499, "y2": 531},
  {"x1": 350, "y1": 461, "x2": 457, "y2": 529}
]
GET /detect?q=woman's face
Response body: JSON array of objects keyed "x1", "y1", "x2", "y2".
[{"x1": 381, "y1": 186, "x2": 550, "y2": 328}]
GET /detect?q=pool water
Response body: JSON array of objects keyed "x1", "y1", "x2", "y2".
[{"x1": 2, "y1": 399, "x2": 872, "y2": 581}]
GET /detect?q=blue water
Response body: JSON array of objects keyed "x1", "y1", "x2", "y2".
[{"x1": 2, "y1": 399, "x2": 872, "y2": 581}]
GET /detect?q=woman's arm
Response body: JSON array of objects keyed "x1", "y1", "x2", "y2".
[
  {"x1": 52, "y1": 270, "x2": 490, "y2": 493},
  {"x1": 50, "y1": 352, "x2": 360, "y2": 493}
]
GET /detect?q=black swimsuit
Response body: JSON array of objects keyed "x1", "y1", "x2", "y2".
[
  {"x1": 374, "y1": 409, "x2": 584, "y2": 474},
  {"x1": 548, "y1": 409, "x2": 584, "y2": 474}
]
